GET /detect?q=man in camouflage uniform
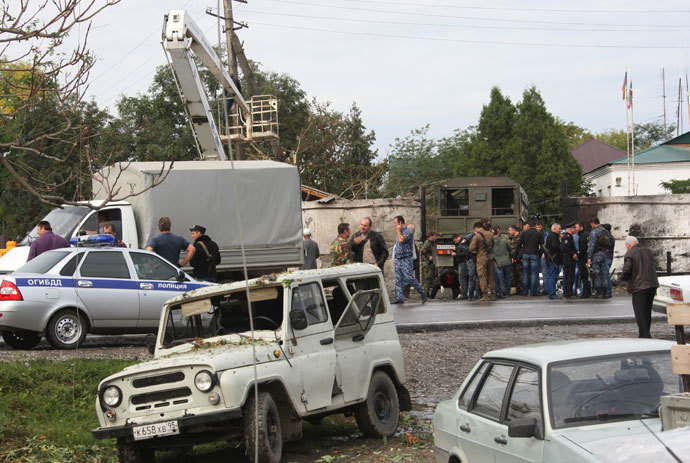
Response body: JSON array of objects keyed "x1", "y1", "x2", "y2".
[
  {"x1": 508, "y1": 224, "x2": 523, "y2": 295},
  {"x1": 392, "y1": 215, "x2": 427, "y2": 304},
  {"x1": 420, "y1": 231, "x2": 438, "y2": 292},
  {"x1": 469, "y1": 220, "x2": 496, "y2": 301},
  {"x1": 587, "y1": 217, "x2": 612, "y2": 299},
  {"x1": 329, "y1": 222, "x2": 353, "y2": 266}
]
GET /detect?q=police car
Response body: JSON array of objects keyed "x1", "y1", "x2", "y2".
[{"x1": 0, "y1": 235, "x2": 210, "y2": 350}]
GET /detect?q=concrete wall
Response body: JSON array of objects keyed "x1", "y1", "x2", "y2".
[
  {"x1": 574, "y1": 194, "x2": 690, "y2": 276},
  {"x1": 301, "y1": 197, "x2": 422, "y2": 286}
]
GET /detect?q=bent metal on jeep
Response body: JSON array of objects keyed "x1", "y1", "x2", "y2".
[{"x1": 91, "y1": 263, "x2": 411, "y2": 463}]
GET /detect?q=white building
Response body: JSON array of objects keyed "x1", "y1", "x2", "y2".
[{"x1": 583, "y1": 132, "x2": 690, "y2": 197}]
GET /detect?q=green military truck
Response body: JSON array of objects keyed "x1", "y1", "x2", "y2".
[{"x1": 429, "y1": 177, "x2": 528, "y2": 269}]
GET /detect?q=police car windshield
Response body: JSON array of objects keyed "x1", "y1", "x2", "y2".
[
  {"x1": 20, "y1": 206, "x2": 90, "y2": 245},
  {"x1": 16, "y1": 250, "x2": 73, "y2": 274}
]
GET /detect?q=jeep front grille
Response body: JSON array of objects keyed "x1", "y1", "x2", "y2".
[
  {"x1": 132, "y1": 371, "x2": 185, "y2": 388},
  {"x1": 131, "y1": 387, "x2": 192, "y2": 405}
]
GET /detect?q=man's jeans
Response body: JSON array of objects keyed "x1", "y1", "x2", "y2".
[
  {"x1": 545, "y1": 262, "x2": 561, "y2": 298},
  {"x1": 522, "y1": 254, "x2": 540, "y2": 296},
  {"x1": 605, "y1": 256, "x2": 613, "y2": 296},
  {"x1": 494, "y1": 265, "x2": 512, "y2": 297}
]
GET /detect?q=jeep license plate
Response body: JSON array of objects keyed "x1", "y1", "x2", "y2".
[{"x1": 132, "y1": 421, "x2": 179, "y2": 440}]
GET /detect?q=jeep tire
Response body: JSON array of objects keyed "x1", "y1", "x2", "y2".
[
  {"x1": 45, "y1": 308, "x2": 87, "y2": 349},
  {"x1": 1, "y1": 330, "x2": 41, "y2": 350},
  {"x1": 116, "y1": 438, "x2": 155, "y2": 463},
  {"x1": 243, "y1": 391, "x2": 282, "y2": 463},
  {"x1": 355, "y1": 371, "x2": 400, "y2": 438}
]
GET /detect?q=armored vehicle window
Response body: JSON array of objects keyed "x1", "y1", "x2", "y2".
[
  {"x1": 492, "y1": 188, "x2": 514, "y2": 216},
  {"x1": 79, "y1": 251, "x2": 131, "y2": 279},
  {"x1": 292, "y1": 282, "x2": 328, "y2": 325},
  {"x1": 59, "y1": 252, "x2": 85, "y2": 276},
  {"x1": 16, "y1": 250, "x2": 72, "y2": 275},
  {"x1": 130, "y1": 252, "x2": 179, "y2": 281},
  {"x1": 345, "y1": 276, "x2": 386, "y2": 314},
  {"x1": 444, "y1": 188, "x2": 469, "y2": 216}
]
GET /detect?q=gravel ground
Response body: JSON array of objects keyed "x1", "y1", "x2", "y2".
[{"x1": 0, "y1": 322, "x2": 678, "y2": 463}]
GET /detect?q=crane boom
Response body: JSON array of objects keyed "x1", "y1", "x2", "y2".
[{"x1": 163, "y1": 10, "x2": 250, "y2": 160}]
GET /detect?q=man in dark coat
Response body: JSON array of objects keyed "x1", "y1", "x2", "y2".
[
  {"x1": 349, "y1": 217, "x2": 389, "y2": 269},
  {"x1": 516, "y1": 221, "x2": 544, "y2": 296},
  {"x1": 543, "y1": 223, "x2": 562, "y2": 300},
  {"x1": 560, "y1": 221, "x2": 578, "y2": 301},
  {"x1": 620, "y1": 236, "x2": 659, "y2": 338},
  {"x1": 188, "y1": 225, "x2": 221, "y2": 282},
  {"x1": 575, "y1": 221, "x2": 591, "y2": 298}
]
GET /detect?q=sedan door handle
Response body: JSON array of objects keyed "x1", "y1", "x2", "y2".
[
  {"x1": 494, "y1": 436, "x2": 508, "y2": 445},
  {"x1": 459, "y1": 425, "x2": 471, "y2": 433},
  {"x1": 77, "y1": 280, "x2": 93, "y2": 288},
  {"x1": 140, "y1": 283, "x2": 154, "y2": 290},
  {"x1": 320, "y1": 337, "x2": 334, "y2": 345}
]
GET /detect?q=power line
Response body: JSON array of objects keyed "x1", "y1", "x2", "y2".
[
  {"x1": 265, "y1": 0, "x2": 690, "y2": 29},
  {"x1": 247, "y1": 21, "x2": 690, "y2": 49},
  {"x1": 341, "y1": 0, "x2": 690, "y2": 14},
  {"x1": 242, "y1": 9, "x2": 690, "y2": 33}
]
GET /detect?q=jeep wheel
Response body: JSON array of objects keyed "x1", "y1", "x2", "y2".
[
  {"x1": 1, "y1": 330, "x2": 41, "y2": 350},
  {"x1": 355, "y1": 371, "x2": 400, "y2": 438},
  {"x1": 45, "y1": 309, "x2": 87, "y2": 349},
  {"x1": 243, "y1": 391, "x2": 282, "y2": 463},
  {"x1": 116, "y1": 438, "x2": 155, "y2": 463}
]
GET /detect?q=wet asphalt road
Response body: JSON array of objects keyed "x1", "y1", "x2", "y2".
[{"x1": 392, "y1": 295, "x2": 665, "y2": 329}]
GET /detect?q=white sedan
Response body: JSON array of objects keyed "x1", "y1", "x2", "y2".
[
  {"x1": 433, "y1": 338, "x2": 681, "y2": 463},
  {"x1": 653, "y1": 275, "x2": 690, "y2": 314}
]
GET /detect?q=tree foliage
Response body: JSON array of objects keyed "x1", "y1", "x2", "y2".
[{"x1": 660, "y1": 179, "x2": 690, "y2": 194}]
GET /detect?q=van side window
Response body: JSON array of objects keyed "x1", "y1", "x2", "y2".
[
  {"x1": 345, "y1": 276, "x2": 386, "y2": 313},
  {"x1": 291, "y1": 282, "x2": 328, "y2": 325}
]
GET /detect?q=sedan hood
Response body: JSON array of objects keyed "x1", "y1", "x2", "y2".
[{"x1": 558, "y1": 420, "x2": 662, "y2": 460}]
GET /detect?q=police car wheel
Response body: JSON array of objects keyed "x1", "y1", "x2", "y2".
[
  {"x1": 46, "y1": 309, "x2": 87, "y2": 349},
  {"x1": 1, "y1": 330, "x2": 42, "y2": 350}
]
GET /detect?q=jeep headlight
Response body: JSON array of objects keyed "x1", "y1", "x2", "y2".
[
  {"x1": 194, "y1": 370, "x2": 214, "y2": 392},
  {"x1": 102, "y1": 385, "x2": 122, "y2": 407}
]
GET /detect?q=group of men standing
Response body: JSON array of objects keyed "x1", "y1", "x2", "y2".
[{"x1": 322, "y1": 215, "x2": 428, "y2": 305}]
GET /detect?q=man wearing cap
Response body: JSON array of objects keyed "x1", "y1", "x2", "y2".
[
  {"x1": 301, "y1": 228, "x2": 320, "y2": 270},
  {"x1": 187, "y1": 225, "x2": 221, "y2": 282},
  {"x1": 620, "y1": 236, "x2": 659, "y2": 338},
  {"x1": 560, "y1": 221, "x2": 578, "y2": 301}
]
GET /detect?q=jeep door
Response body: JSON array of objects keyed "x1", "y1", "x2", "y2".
[
  {"x1": 333, "y1": 281, "x2": 380, "y2": 403},
  {"x1": 289, "y1": 281, "x2": 337, "y2": 411}
]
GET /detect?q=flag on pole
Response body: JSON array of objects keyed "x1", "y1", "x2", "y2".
[
  {"x1": 628, "y1": 81, "x2": 633, "y2": 109},
  {"x1": 622, "y1": 72, "x2": 628, "y2": 100}
]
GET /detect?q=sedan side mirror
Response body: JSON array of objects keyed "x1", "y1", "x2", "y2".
[
  {"x1": 507, "y1": 417, "x2": 540, "y2": 439},
  {"x1": 289, "y1": 309, "x2": 309, "y2": 331},
  {"x1": 177, "y1": 271, "x2": 186, "y2": 282}
]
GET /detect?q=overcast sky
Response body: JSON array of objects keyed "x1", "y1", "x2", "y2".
[{"x1": 83, "y1": 0, "x2": 690, "y2": 156}]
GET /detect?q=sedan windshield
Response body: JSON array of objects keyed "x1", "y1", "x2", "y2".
[
  {"x1": 549, "y1": 351, "x2": 679, "y2": 428},
  {"x1": 20, "y1": 206, "x2": 90, "y2": 245},
  {"x1": 15, "y1": 250, "x2": 73, "y2": 275}
]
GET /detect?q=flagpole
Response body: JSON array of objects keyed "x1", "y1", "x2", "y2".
[
  {"x1": 630, "y1": 81, "x2": 636, "y2": 195},
  {"x1": 625, "y1": 74, "x2": 631, "y2": 196}
]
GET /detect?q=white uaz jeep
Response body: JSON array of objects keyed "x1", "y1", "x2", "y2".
[{"x1": 92, "y1": 263, "x2": 411, "y2": 463}]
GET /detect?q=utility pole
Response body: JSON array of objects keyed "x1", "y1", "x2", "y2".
[
  {"x1": 679, "y1": 78, "x2": 683, "y2": 136},
  {"x1": 662, "y1": 67, "x2": 667, "y2": 135}
]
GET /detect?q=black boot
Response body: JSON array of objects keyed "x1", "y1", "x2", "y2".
[{"x1": 591, "y1": 288, "x2": 602, "y2": 299}]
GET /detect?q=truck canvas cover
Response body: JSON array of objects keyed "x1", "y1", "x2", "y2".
[{"x1": 93, "y1": 160, "x2": 303, "y2": 268}]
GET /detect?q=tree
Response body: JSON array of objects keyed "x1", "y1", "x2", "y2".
[
  {"x1": 557, "y1": 119, "x2": 593, "y2": 151},
  {"x1": 660, "y1": 179, "x2": 690, "y2": 194},
  {"x1": 452, "y1": 86, "x2": 583, "y2": 220},
  {"x1": 0, "y1": 0, "x2": 133, "y2": 208},
  {"x1": 594, "y1": 121, "x2": 675, "y2": 153}
]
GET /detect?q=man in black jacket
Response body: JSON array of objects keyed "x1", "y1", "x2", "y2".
[
  {"x1": 451, "y1": 233, "x2": 470, "y2": 299},
  {"x1": 621, "y1": 236, "x2": 659, "y2": 338},
  {"x1": 543, "y1": 223, "x2": 562, "y2": 299},
  {"x1": 575, "y1": 221, "x2": 591, "y2": 298},
  {"x1": 349, "y1": 217, "x2": 389, "y2": 269},
  {"x1": 188, "y1": 225, "x2": 221, "y2": 282},
  {"x1": 515, "y1": 221, "x2": 543, "y2": 296}
]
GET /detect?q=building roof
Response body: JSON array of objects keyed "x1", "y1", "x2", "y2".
[
  {"x1": 609, "y1": 144, "x2": 690, "y2": 165},
  {"x1": 571, "y1": 138, "x2": 627, "y2": 174}
]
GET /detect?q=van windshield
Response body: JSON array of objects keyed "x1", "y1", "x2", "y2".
[
  {"x1": 162, "y1": 286, "x2": 284, "y2": 348},
  {"x1": 20, "y1": 206, "x2": 90, "y2": 245}
]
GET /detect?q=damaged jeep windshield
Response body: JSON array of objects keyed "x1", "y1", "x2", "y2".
[{"x1": 162, "y1": 285, "x2": 284, "y2": 347}]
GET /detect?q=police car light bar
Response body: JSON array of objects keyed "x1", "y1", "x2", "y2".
[{"x1": 69, "y1": 234, "x2": 116, "y2": 246}]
